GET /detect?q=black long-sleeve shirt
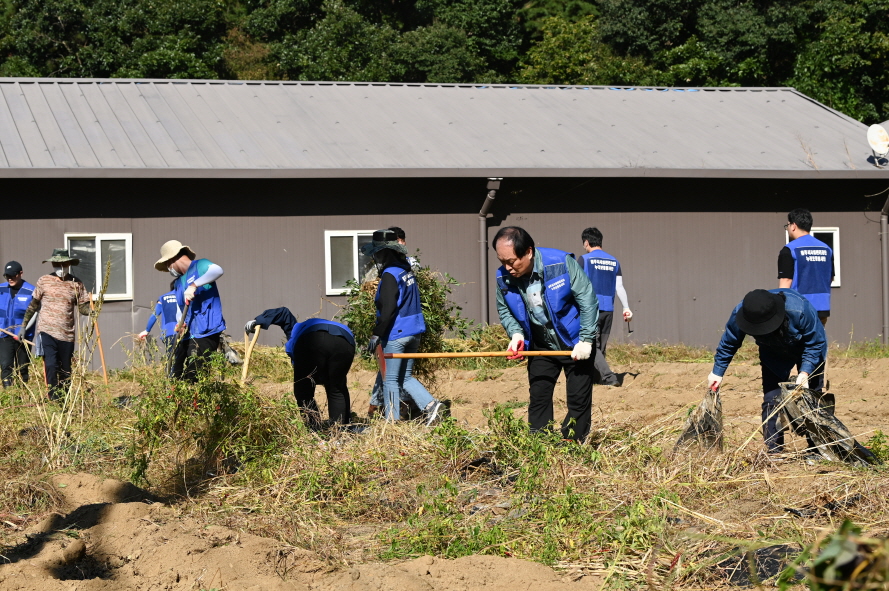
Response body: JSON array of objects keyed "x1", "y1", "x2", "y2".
[{"x1": 372, "y1": 272, "x2": 400, "y2": 338}]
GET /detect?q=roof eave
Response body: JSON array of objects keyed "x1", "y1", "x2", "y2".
[{"x1": 0, "y1": 167, "x2": 885, "y2": 180}]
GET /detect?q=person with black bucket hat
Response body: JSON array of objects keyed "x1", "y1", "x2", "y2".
[
  {"x1": 361, "y1": 229, "x2": 445, "y2": 425},
  {"x1": 707, "y1": 288, "x2": 827, "y2": 453}
]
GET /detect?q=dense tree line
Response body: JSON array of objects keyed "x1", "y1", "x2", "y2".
[{"x1": 0, "y1": 0, "x2": 885, "y2": 121}]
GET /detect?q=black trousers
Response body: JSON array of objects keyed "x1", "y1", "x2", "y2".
[
  {"x1": 592, "y1": 311, "x2": 616, "y2": 384},
  {"x1": 527, "y1": 354, "x2": 594, "y2": 441},
  {"x1": 173, "y1": 333, "x2": 221, "y2": 382},
  {"x1": 41, "y1": 333, "x2": 75, "y2": 399},
  {"x1": 761, "y1": 363, "x2": 824, "y2": 453},
  {"x1": 165, "y1": 336, "x2": 189, "y2": 380},
  {"x1": 292, "y1": 331, "x2": 355, "y2": 427},
  {"x1": 0, "y1": 337, "x2": 30, "y2": 386}
]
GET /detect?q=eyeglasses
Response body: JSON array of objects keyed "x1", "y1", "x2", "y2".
[{"x1": 783, "y1": 223, "x2": 791, "y2": 230}]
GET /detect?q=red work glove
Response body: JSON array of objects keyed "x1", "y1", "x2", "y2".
[{"x1": 507, "y1": 334, "x2": 525, "y2": 360}]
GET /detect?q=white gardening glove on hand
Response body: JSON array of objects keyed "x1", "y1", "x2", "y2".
[
  {"x1": 572, "y1": 341, "x2": 592, "y2": 361},
  {"x1": 183, "y1": 284, "x2": 197, "y2": 303},
  {"x1": 707, "y1": 372, "x2": 723, "y2": 391},
  {"x1": 795, "y1": 372, "x2": 809, "y2": 389},
  {"x1": 138, "y1": 330, "x2": 149, "y2": 340},
  {"x1": 623, "y1": 308, "x2": 633, "y2": 321},
  {"x1": 506, "y1": 333, "x2": 525, "y2": 360}
]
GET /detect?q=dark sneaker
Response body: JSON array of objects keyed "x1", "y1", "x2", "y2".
[{"x1": 425, "y1": 401, "x2": 444, "y2": 426}]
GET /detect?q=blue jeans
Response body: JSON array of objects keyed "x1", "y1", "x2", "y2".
[{"x1": 383, "y1": 335, "x2": 434, "y2": 420}]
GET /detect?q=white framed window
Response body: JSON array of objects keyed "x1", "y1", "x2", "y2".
[
  {"x1": 64, "y1": 233, "x2": 134, "y2": 300},
  {"x1": 324, "y1": 230, "x2": 375, "y2": 295},
  {"x1": 785, "y1": 227, "x2": 840, "y2": 287}
]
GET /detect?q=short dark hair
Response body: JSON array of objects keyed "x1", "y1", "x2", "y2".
[
  {"x1": 788, "y1": 208, "x2": 813, "y2": 231},
  {"x1": 581, "y1": 227, "x2": 603, "y2": 248},
  {"x1": 492, "y1": 226, "x2": 535, "y2": 258},
  {"x1": 388, "y1": 226, "x2": 406, "y2": 241}
]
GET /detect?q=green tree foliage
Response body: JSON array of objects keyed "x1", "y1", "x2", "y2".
[
  {"x1": 790, "y1": 0, "x2": 889, "y2": 122},
  {"x1": 517, "y1": 16, "x2": 656, "y2": 85},
  {"x1": 0, "y1": 0, "x2": 228, "y2": 78},
  {"x1": 0, "y1": 0, "x2": 885, "y2": 122}
]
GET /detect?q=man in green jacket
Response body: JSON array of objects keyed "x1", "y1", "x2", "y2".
[{"x1": 494, "y1": 226, "x2": 599, "y2": 442}]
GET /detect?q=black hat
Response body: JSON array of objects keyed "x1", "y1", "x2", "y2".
[
  {"x1": 736, "y1": 289, "x2": 785, "y2": 335},
  {"x1": 3, "y1": 261, "x2": 22, "y2": 277}
]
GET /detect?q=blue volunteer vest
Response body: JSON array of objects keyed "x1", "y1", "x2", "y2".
[
  {"x1": 579, "y1": 250, "x2": 620, "y2": 313},
  {"x1": 788, "y1": 234, "x2": 832, "y2": 312},
  {"x1": 0, "y1": 281, "x2": 35, "y2": 339},
  {"x1": 286, "y1": 319, "x2": 355, "y2": 357},
  {"x1": 496, "y1": 247, "x2": 581, "y2": 348},
  {"x1": 176, "y1": 259, "x2": 226, "y2": 339},
  {"x1": 376, "y1": 266, "x2": 426, "y2": 340},
  {"x1": 158, "y1": 291, "x2": 179, "y2": 338}
]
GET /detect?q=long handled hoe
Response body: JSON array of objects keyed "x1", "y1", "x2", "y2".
[
  {"x1": 0, "y1": 326, "x2": 34, "y2": 347},
  {"x1": 240, "y1": 327, "x2": 261, "y2": 384},
  {"x1": 375, "y1": 349, "x2": 574, "y2": 380}
]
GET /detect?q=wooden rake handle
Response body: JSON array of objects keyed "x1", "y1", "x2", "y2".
[
  {"x1": 0, "y1": 326, "x2": 34, "y2": 347},
  {"x1": 383, "y1": 351, "x2": 573, "y2": 359},
  {"x1": 240, "y1": 327, "x2": 261, "y2": 383}
]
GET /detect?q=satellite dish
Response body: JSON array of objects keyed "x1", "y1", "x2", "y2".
[{"x1": 868, "y1": 124, "x2": 889, "y2": 158}]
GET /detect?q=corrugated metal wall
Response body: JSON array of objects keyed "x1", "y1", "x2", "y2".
[
  {"x1": 0, "y1": 213, "x2": 479, "y2": 369},
  {"x1": 486, "y1": 210, "x2": 881, "y2": 349},
  {"x1": 1, "y1": 176, "x2": 885, "y2": 370}
]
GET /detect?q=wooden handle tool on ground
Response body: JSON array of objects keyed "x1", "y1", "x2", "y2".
[
  {"x1": 0, "y1": 327, "x2": 34, "y2": 347},
  {"x1": 88, "y1": 297, "x2": 108, "y2": 385},
  {"x1": 383, "y1": 351, "x2": 573, "y2": 359},
  {"x1": 240, "y1": 327, "x2": 261, "y2": 384}
]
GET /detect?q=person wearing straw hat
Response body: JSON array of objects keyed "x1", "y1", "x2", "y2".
[
  {"x1": 493, "y1": 226, "x2": 599, "y2": 443},
  {"x1": 0, "y1": 261, "x2": 36, "y2": 387},
  {"x1": 154, "y1": 240, "x2": 226, "y2": 382},
  {"x1": 16, "y1": 249, "x2": 91, "y2": 400},
  {"x1": 707, "y1": 288, "x2": 827, "y2": 453},
  {"x1": 361, "y1": 229, "x2": 445, "y2": 425},
  {"x1": 245, "y1": 307, "x2": 355, "y2": 428}
]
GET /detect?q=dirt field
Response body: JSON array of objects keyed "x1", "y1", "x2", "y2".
[{"x1": 1, "y1": 355, "x2": 886, "y2": 590}]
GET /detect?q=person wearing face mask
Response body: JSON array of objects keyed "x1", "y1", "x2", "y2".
[
  {"x1": 1, "y1": 261, "x2": 36, "y2": 388},
  {"x1": 361, "y1": 229, "x2": 445, "y2": 425},
  {"x1": 707, "y1": 288, "x2": 827, "y2": 454},
  {"x1": 154, "y1": 240, "x2": 226, "y2": 382},
  {"x1": 16, "y1": 249, "x2": 91, "y2": 400}
]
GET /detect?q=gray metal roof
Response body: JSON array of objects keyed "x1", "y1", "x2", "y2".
[{"x1": 0, "y1": 78, "x2": 884, "y2": 179}]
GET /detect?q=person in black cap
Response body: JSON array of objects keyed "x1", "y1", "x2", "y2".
[
  {"x1": 0, "y1": 261, "x2": 36, "y2": 387},
  {"x1": 707, "y1": 288, "x2": 827, "y2": 453}
]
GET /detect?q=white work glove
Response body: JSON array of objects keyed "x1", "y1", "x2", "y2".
[
  {"x1": 138, "y1": 330, "x2": 149, "y2": 340},
  {"x1": 623, "y1": 308, "x2": 633, "y2": 321},
  {"x1": 183, "y1": 284, "x2": 197, "y2": 303},
  {"x1": 707, "y1": 372, "x2": 723, "y2": 391},
  {"x1": 795, "y1": 372, "x2": 809, "y2": 389},
  {"x1": 244, "y1": 320, "x2": 257, "y2": 334},
  {"x1": 506, "y1": 333, "x2": 525, "y2": 360},
  {"x1": 572, "y1": 341, "x2": 592, "y2": 361}
]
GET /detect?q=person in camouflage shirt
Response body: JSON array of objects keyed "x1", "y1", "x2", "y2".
[{"x1": 19, "y1": 249, "x2": 91, "y2": 400}]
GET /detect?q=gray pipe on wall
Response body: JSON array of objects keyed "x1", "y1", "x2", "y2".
[
  {"x1": 882, "y1": 198, "x2": 889, "y2": 345},
  {"x1": 479, "y1": 178, "x2": 502, "y2": 325}
]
